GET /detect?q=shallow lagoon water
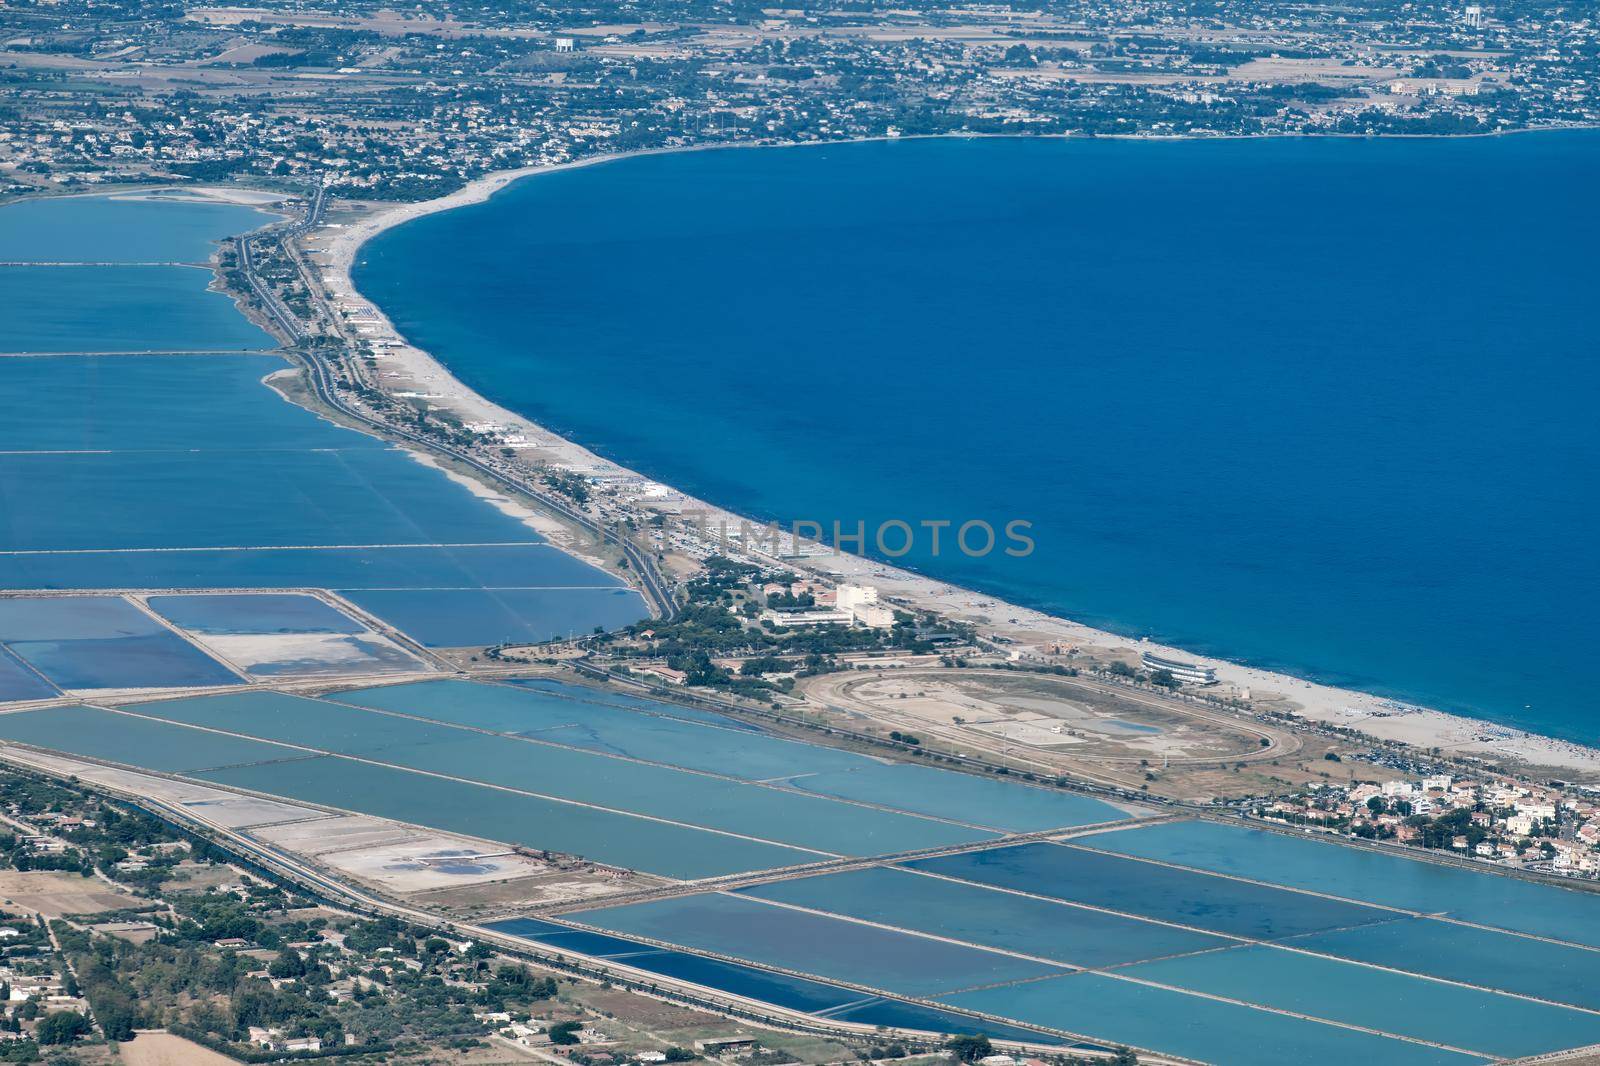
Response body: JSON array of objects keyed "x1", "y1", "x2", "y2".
[
  {"x1": 0, "y1": 705, "x2": 302, "y2": 772},
  {"x1": 942, "y1": 972, "x2": 1486, "y2": 1066},
  {"x1": 125, "y1": 688, "x2": 993, "y2": 856},
  {"x1": 0, "y1": 346, "x2": 645, "y2": 644},
  {"x1": 0, "y1": 266, "x2": 274, "y2": 352},
  {"x1": 0, "y1": 192, "x2": 272, "y2": 263},
  {"x1": 196, "y1": 756, "x2": 812, "y2": 879},
  {"x1": 507, "y1": 677, "x2": 764, "y2": 729},
  {"x1": 1285, "y1": 917, "x2": 1600, "y2": 1012},
  {"x1": 1082, "y1": 820, "x2": 1600, "y2": 947},
  {"x1": 908, "y1": 842, "x2": 1391, "y2": 939},
  {"x1": 572, "y1": 892, "x2": 1070, "y2": 998},
  {"x1": 0, "y1": 594, "x2": 167, "y2": 640},
  {"x1": 338, "y1": 587, "x2": 642, "y2": 647},
  {"x1": 485, "y1": 917, "x2": 1061, "y2": 1043},
  {"x1": 1121, "y1": 943, "x2": 1600, "y2": 1059},
  {"x1": 338, "y1": 678, "x2": 779, "y2": 743},
  {"x1": 0, "y1": 544, "x2": 609, "y2": 592},
  {"x1": 335, "y1": 678, "x2": 862, "y2": 777},
  {"x1": 0, "y1": 595, "x2": 240, "y2": 690},
  {"x1": 0, "y1": 648, "x2": 58, "y2": 701},
  {"x1": 332, "y1": 678, "x2": 1121, "y2": 831},
  {"x1": 9, "y1": 633, "x2": 240, "y2": 690},
  {"x1": 740, "y1": 866, "x2": 1229, "y2": 969},
  {"x1": 1, "y1": 446, "x2": 540, "y2": 551},
  {"x1": 783, "y1": 763, "x2": 1121, "y2": 834},
  {"x1": 0, "y1": 355, "x2": 356, "y2": 453},
  {"x1": 0, "y1": 194, "x2": 647, "y2": 647},
  {"x1": 147, "y1": 593, "x2": 366, "y2": 635}
]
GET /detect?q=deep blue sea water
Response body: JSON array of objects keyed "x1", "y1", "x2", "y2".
[{"x1": 357, "y1": 133, "x2": 1600, "y2": 742}]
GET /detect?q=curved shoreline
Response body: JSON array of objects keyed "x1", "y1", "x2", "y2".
[{"x1": 307, "y1": 138, "x2": 1600, "y2": 777}]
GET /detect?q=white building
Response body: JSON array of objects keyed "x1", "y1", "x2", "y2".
[
  {"x1": 1140, "y1": 650, "x2": 1217, "y2": 685},
  {"x1": 836, "y1": 584, "x2": 896, "y2": 628},
  {"x1": 760, "y1": 607, "x2": 852, "y2": 628},
  {"x1": 1464, "y1": 4, "x2": 1483, "y2": 28},
  {"x1": 835, "y1": 584, "x2": 878, "y2": 612}
]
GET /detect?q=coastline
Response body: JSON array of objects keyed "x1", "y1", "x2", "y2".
[{"x1": 304, "y1": 140, "x2": 1600, "y2": 777}]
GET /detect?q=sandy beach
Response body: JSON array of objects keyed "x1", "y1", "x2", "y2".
[{"x1": 298, "y1": 150, "x2": 1600, "y2": 778}]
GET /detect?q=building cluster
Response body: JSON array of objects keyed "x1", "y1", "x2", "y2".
[
  {"x1": 0, "y1": 930, "x2": 91, "y2": 1046},
  {"x1": 1260, "y1": 770, "x2": 1600, "y2": 877},
  {"x1": 3, "y1": 0, "x2": 1598, "y2": 202},
  {"x1": 760, "y1": 581, "x2": 899, "y2": 630}
]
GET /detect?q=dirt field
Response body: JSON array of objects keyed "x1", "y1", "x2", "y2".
[
  {"x1": 119, "y1": 1032, "x2": 239, "y2": 1066},
  {"x1": 564, "y1": 986, "x2": 856, "y2": 1065},
  {"x1": 0, "y1": 870, "x2": 131, "y2": 916},
  {"x1": 806, "y1": 668, "x2": 1272, "y2": 762},
  {"x1": 800, "y1": 667, "x2": 1316, "y2": 801}
]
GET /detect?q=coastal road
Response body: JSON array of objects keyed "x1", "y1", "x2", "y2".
[
  {"x1": 297, "y1": 348, "x2": 679, "y2": 622},
  {"x1": 234, "y1": 192, "x2": 678, "y2": 623}
]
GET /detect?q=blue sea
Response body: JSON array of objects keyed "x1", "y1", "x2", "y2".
[{"x1": 356, "y1": 133, "x2": 1600, "y2": 742}]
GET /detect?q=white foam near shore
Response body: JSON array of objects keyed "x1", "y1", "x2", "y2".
[{"x1": 304, "y1": 153, "x2": 1600, "y2": 777}]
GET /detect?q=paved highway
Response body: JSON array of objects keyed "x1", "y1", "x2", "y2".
[{"x1": 235, "y1": 188, "x2": 677, "y2": 623}]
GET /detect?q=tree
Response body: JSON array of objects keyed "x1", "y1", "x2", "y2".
[
  {"x1": 944, "y1": 1035, "x2": 992, "y2": 1062},
  {"x1": 549, "y1": 1021, "x2": 583, "y2": 1046},
  {"x1": 269, "y1": 951, "x2": 310, "y2": 979},
  {"x1": 34, "y1": 1011, "x2": 89, "y2": 1045}
]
